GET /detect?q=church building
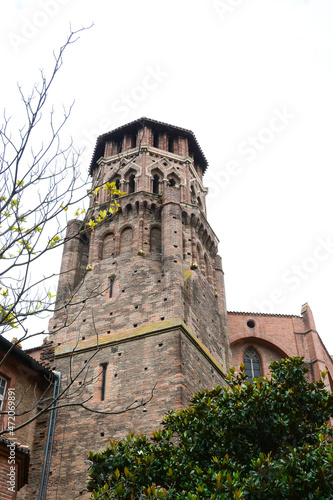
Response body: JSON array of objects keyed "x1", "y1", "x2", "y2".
[{"x1": 2, "y1": 117, "x2": 332, "y2": 499}]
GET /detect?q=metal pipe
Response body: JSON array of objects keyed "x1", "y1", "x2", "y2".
[{"x1": 38, "y1": 371, "x2": 61, "y2": 500}]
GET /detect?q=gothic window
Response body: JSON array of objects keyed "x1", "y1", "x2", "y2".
[
  {"x1": 115, "y1": 179, "x2": 120, "y2": 190},
  {"x1": 167, "y1": 173, "x2": 180, "y2": 188},
  {"x1": 243, "y1": 347, "x2": 261, "y2": 383},
  {"x1": 102, "y1": 233, "x2": 115, "y2": 260},
  {"x1": 0, "y1": 376, "x2": 7, "y2": 411},
  {"x1": 150, "y1": 227, "x2": 162, "y2": 253},
  {"x1": 129, "y1": 174, "x2": 135, "y2": 194},
  {"x1": 120, "y1": 227, "x2": 133, "y2": 254},
  {"x1": 153, "y1": 174, "x2": 160, "y2": 194}
]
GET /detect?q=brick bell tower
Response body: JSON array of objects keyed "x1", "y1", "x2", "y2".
[{"x1": 38, "y1": 118, "x2": 231, "y2": 499}]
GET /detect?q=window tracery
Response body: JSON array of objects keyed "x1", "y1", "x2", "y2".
[{"x1": 243, "y1": 347, "x2": 261, "y2": 382}]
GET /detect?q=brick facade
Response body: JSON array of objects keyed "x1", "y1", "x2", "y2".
[
  {"x1": 228, "y1": 305, "x2": 333, "y2": 388},
  {"x1": 11, "y1": 118, "x2": 333, "y2": 499},
  {"x1": 0, "y1": 338, "x2": 53, "y2": 499},
  {"x1": 19, "y1": 118, "x2": 231, "y2": 499}
]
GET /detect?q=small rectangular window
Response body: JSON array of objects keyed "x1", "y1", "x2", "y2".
[
  {"x1": 131, "y1": 133, "x2": 136, "y2": 148},
  {"x1": 100, "y1": 363, "x2": 108, "y2": 401},
  {"x1": 109, "y1": 278, "x2": 114, "y2": 298},
  {"x1": 0, "y1": 376, "x2": 7, "y2": 411},
  {"x1": 114, "y1": 139, "x2": 122, "y2": 153}
]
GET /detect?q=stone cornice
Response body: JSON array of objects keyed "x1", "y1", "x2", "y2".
[
  {"x1": 55, "y1": 318, "x2": 226, "y2": 379},
  {"x1": 189, "y1": 163, "x2": 207, "y2": 193},
  {"x1": 99, "y1": 146, "x2": 198, "y2": 170}
]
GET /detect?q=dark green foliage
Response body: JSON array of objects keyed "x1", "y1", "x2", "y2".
[{"x1": 87, "y1": 357, "x2": 333, "y2": 499}]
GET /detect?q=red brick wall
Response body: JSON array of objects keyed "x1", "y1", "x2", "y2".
[
  {"x1": 26, "y1": 327, "x2": 225, "y2": 499},
  {"x1": 228, "y1": 308, "x2": 333, "y2": 385},
  {"x1": 26, "y1": 122, "x2": 229, "y2": 499},
  {"x1": 0, "y1": 355, "x2": 47, "y2": 450}
]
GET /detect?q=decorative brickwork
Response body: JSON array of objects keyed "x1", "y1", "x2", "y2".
[
  {"x1": 15, "y1": 118, "x2": 333, "y2": 499},
  {"x1": 19, "y1": 119, "x2": 231, "y2": 499}
]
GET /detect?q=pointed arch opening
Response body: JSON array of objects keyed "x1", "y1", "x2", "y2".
[
  {"x1": 128, "y1": 174, "x2": 135, "y2": 194},
  {"x1": 167, "y1": 173, "x2": 180, "y2": 188},
  {"x1": 153, "y1": 174, "x2": 160, "y2": 194}
]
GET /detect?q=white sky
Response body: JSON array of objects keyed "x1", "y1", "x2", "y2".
[{"x1": 1, "y1": 0, "x2": 333, "y2": 355}]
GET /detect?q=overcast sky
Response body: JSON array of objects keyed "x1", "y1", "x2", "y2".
[{"x1": 1, "y1": 0, "x2": 333, "y2": 354}]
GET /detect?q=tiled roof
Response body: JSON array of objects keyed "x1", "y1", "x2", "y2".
[
  {"x1": 0, "y1": 436, "x2": 30, "y2": 454},
  {"x1": 89, "y1": 117, "x2": 208, "y2": 174},
  {"x1": 227, "y1": 310, "x2": 302, "y2": 318},
  {"x1": 0, "y1": 336, "x2": 53, "y2": 377}
]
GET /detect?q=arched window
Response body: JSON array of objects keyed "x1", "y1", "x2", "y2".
[
  {"x1": 243, "y1": 347, "x2": 261, "y2": 382},
  {"x1": 168, "y1": 178, "x2": 176, "y2": 187},
  {"x1": 102, "y1": 233, "x2": 115, "y2": 260},
  {"x1": 153, "y1": 174, "x2": 160, "y2": 194},
  {"x1": 129, "y1": 174, "x2": 135, "y2": 194},
  {"x1": 120, "y1": 227, "x2": 133, "y2": 254},
  {"x1": 150, "y1": 227, "x2": 162, "y2": 253}
]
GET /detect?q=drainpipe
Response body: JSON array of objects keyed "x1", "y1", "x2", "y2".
[{"x1": 38, "y1": 371, "x2": 61, "y2": 500}]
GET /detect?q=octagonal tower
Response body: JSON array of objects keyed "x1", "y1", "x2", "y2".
[{"x1": 34, "y1": 118, "x2": 231, "y2": 499}]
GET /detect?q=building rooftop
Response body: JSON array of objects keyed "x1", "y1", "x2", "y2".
[{"x1": 89, "y1": 117, "x2": 209, "y2": 174}]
